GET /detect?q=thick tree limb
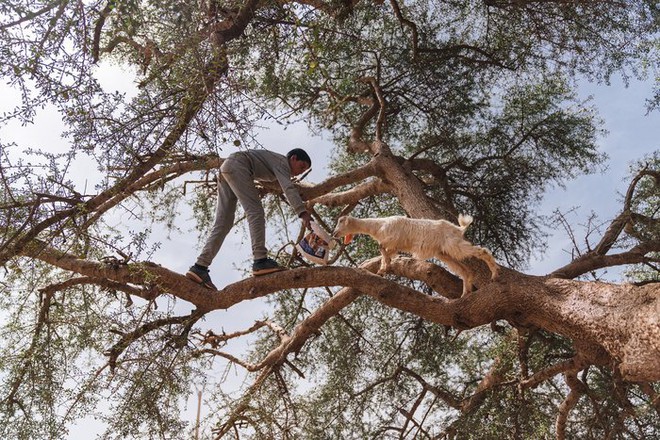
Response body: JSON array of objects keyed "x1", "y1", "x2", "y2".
[
  {"x1": 304, "y1": 160, "x2": 382, "y2": 201},
  {"x1": 541, "y1": 279, "x2": 660, "y2": 382},
  {"x1": 20, "y1": 240, "x2": 660, "y2": 382},
  {"x1": 385, "y1": 255, "x2": 464, "y2": 298},
  {"x1": 309, "y1": 178, "x2": 390, "y2": 208}
]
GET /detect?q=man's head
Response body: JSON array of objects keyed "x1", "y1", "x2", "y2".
[{"x1": 287, "y1": 148, "x2": 312, "y2": 176}]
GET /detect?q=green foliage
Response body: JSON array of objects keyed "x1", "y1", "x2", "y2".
[
  {"x1": 0, "y1": 1, "x2": 658, "y2": 439},
  {"x1": 0, "y1": 263, "x2": 110, "y2": 439}
]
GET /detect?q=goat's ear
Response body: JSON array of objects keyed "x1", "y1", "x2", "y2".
[{"x1": 344, "y1": 234, "x2": 353, "y2": 244}]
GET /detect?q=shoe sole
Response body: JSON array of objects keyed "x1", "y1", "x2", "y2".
[
  {"x1": 253, "y1": 266, "x2": 286, "y2": 276},
  {"x1": 186, "y1": 271, "x2": 216, "y2": 290}
]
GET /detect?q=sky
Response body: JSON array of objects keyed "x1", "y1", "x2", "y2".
[
  {"x1": 528, "y1": 78, "x2": 658, "y2": 277},
  {"x1": 0, "y1": 61, "x2": 658, "y2": 437}
]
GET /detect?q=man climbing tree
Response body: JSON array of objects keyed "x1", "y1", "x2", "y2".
[{"x1": 186, "y1": 148, "x2": 313, "y2": 288}]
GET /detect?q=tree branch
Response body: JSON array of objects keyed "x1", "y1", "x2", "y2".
[
  {"x1": 460, "y1": 357, "x2": 511, "y2": 413},
  {"x1": 92, "y1": 1, "x2": 114, "y2": 63},
  {"x1": 389, "y1": 0, "x2": 419, "y2": 59},
  {"x1": 384, "y1": 255, "x2": 464, "y2": 298},
  {"x1": 310, "y1": 178, "x2": 390, "y2": 208},
  {"x1": 104, "y1": 310, "x2": 203, "y2": 373},
  {"x1": 551, "y1": 168, "x2": 659, "y2": 278},
  {"x1": 556, "y1": 370, "x2": 587, "y2": 440},
  {"x1": 593, "y1": 167, "x2": 656, "y2": 256},
  {"x1": 80, "y1": 155, "x2": 222, "y2": 229},
  {"x1": 360, "y1": 76, "x2": 388, "y2": 142},
  {"x1": 0, "y1": 1, "x2": 60, "y2": 30},
  {"x1": 0, "y1": 0, "x2": 257, "y2": 267},
  {"x1": 20, "y1": 240, "x2": 660, "y2": 382},
  {"x1": 519, "y1": 356, "x2": 588, "y2": 390},
  {"x1": 348, "y1": 99, "x2": 379, "y2": 153},
  {"x1": 301, "y1": 159, "x2": 382, "y2": 201},
  {"x1": 40, "y1": 276, "x2": 159, "y2": 303},
  {"x1": 550, "y1": 240, "x2": 660, "y2": 279}
]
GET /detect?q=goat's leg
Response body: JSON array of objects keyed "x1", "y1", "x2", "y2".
[
  {"x1": 439, "y1": 256, "x2": 474, "y2": 296},
  {"x1": 470, "y1": 246, "x2": 499, "y2": 280},
  {"x1": 378, "y1": 245, "x2": 394, "y2": 275},
  {"x1": 451, "y1": 242, "x2": 500, "y2": 281}
]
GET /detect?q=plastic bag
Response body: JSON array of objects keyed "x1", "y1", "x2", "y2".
[{"x1": 296, "y1": 221, "x2": 335, "y2": 265}]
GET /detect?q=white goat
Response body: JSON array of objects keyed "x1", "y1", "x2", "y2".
[{"x1": 333, "y1": 214, "x2": 499, "y2": 296}]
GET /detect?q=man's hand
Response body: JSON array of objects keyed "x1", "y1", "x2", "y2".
[{"x1": 299, "y1": 211, "x2": 312, "y2": 230}]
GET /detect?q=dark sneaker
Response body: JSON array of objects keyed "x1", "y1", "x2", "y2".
[
  {"x1": 252, "y1": 258, "x2": 286, "y2": 276},
  {"x1": 186, "y1": 265, "x2": 217, "y2": 290}
]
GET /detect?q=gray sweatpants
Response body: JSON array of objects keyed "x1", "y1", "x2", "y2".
[{"x1": 196, "y1": 153, "x2": 268, "y2": 266}]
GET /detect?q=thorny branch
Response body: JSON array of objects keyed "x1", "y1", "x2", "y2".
[
  {"x1": 519, "y1": 356, "x2": 588, "y2": 390},
  {"x1": 192, "y1": 320, "x2": 292, "y2": 371},
  {"x1": 41, "y1": 276, "x2": 160, "y2": 304},
  {"x1": 104, "y1": 310, "x2": 204, "y2": 373}
]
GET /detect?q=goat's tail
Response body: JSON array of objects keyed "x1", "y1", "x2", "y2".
[{"x1": 457, "y1": 214, "x2": 473, "y2": 232}]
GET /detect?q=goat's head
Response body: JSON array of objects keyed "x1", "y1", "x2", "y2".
[{"x1": 332, "y1": 216, "x2": 354, "y2": 244}]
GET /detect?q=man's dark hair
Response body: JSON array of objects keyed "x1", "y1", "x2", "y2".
[{"x1": 287, "y1": 148, "x2": 311, "y2": 166}]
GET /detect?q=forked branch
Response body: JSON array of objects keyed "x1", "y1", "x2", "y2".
[
  {"x1": 104, "y1": 310, "x2": 203, "y2": 372},
  {"x1": 556, "y1": 370, "x2": 588, "y2": 440}
]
